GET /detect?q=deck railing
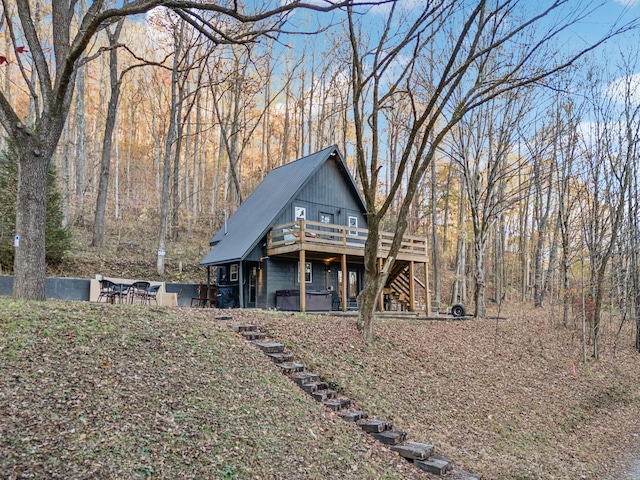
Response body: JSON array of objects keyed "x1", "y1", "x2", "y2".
[{"x1": 267, "y1": 220, "x2": 427, "y2": 258}]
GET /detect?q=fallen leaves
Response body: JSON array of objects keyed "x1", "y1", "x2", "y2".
[
  {"x1": 0, "y1": 300, "x2": 430, "y2": 480},
  {"x1": 257, "y1": 306, "x2": 640, "y2": 479}
]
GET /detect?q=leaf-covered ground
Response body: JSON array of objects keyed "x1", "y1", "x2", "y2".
[
  {"x1": 243, "y1": 306, "x2": 640, "y2": 480},
  {"x1": 2, "y1": 300, "x2": 640, "y2": 479},
  {"x1": 0, "y1": 299, "x2": 431, "y2": 480}
]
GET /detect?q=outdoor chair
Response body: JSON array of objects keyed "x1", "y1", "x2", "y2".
[
  {"x1": 191, "y1": 285, "x2": 208, "y2": 307},
  {"x1": 144, "y1": 284, "x2": 160, "y2": 305},
  {"x1": 97, "y1": 279, "x2": 117, "y2": 303},
  {"x1": 112, "y1": 282, "x2": 131, "y2": 303},
  {"x1": 129, "y1": 281, "x2": 151, "y2": 304}
]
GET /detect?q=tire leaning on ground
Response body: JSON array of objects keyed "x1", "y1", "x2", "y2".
[{"x1": 451, "y1": 304, "x2": 466, "y2": 318}]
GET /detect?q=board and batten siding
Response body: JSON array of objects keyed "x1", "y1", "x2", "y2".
[{"x1": 273, "y1": 157, "x2": 367, "y2": 229}]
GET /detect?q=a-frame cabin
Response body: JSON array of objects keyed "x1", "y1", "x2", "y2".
[{"x1": 200, "y1": 146, "x2": 430, "y2": 312}]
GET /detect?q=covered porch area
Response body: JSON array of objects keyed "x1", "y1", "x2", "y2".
[{"x1": 267, "y1": 220, "x2": 431, "y2": 313}]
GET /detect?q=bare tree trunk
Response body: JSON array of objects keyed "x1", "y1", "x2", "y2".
[
  {"x1": 185, "y1": 103, "x2": 192, "y2": 219},
  {"x1": 125, "y1": 89, "x2": 136, "y2": 201},
  {"x1": 92, "y1": 20, "x2": 124, "y2": 247},
  {"x1": 114, "y1": 113, "x2": 120, "y2": 222},
  {"x1": 495, "y1": 215, "x2": 506, "y2": 303},
  {"x1": 431, "y1": 153, "x2": 441, "y2": 308},
  {"x1": 451, "y1": 159, "x2": 467, "y2": 305},
  {"x1": 158, "y1": 20, "x2": 185, "y2": 275},
  {"x1": 60, "y1": 119, "x2": 70, "y2": 227},
  {"x1": 519, "y1": 167, "x2": 531, "y2": 303},
  {"x1": 357, "y1": 216, "x2": 383, "y2": 340},
  {"x1": 150, "y1": 99, "x2": 162, "y2": 192},
  {"x1": 73, "y1": 0, "x2": 87, "y2": 212},
  {"x1": 192, "y1": 90, "x2": 201, "y2": 220},
  {"x1": 442, "y1": 161, "x2": 454, "y2": 256},
  {"x1": 307, "y1": 50, "x2": 315, "y2": 155},
  {"x1": 171, "y1": 93, "x2": 185, "y2": 241},
  {"x1": 543, "y1": 214, "x2": 561, "y2": 303},
  {"x1": 13, "y1": 148, "x2": 50, "y2": 299},
  {"x1": 532, "y1": 147, "x2": 554, "y2": 307},
  {"x1": 282, "y1": 74, "x2": 290, "y2": 166},
  {"x1": 473, "y1": 230, "x2": 488, "y2": 317}
]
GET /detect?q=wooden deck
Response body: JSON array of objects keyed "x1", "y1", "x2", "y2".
[{"x1": 267, "y1": 220, "x2": 428, "y2": 263}]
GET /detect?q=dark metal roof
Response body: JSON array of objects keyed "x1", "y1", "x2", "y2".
[{"x1": 200, "y1": 145, "x2": 364, "y2": 266}]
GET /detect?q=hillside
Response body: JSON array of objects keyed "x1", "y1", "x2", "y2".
[
  {"x1": 0, "y1": 300, "x2": 429, "y2": 479},
  {"x1": 1, "y1": 299, "x2": 640, "y2": 479},
  {"x1": 46, "y1": 221, "x2": 215, "y2": 284}
]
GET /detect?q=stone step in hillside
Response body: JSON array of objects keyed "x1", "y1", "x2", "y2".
[
  {"x1": 291, "y1": 372, "x2": 319, "y2": 387},
  {"x1": 415, "y1": 455, "x2": 453, "y2": 475},
  {"x1": 232, "y1": 324, "x2": 257, "y2": 332},
  {"x1": 338, "y1": 410, "x2": 369, "y2": 422},
  {"x1": 267, "y1": 352, "x2": 294, "y2": 363},
  {"x1": 359, "y1": 419, "x2": 393, "y2": 433},
  {"x1": 254, "y1": 342, "x2": 285, "y2": 354},
  {"x1": 312, "y1": 389, "x2": 337, "y2": 402},
  {"x1": 373, "y1": 429, "x2": 407, "y2": 445},
  {"x1": 301, "y1": 381, "x2": 328, "y2": 393},
  {"x1": 276, "y1": 362, "x2": 305, "y2": 374},
  {"x1": 391, "y1": 441, "x2": 434, "y2": 461},
  {"x1": 323, "y1": 398, "x2": 351, "y2": 411},
  {"x1": 242, "y1": 331, "x2": 266, "y2": 341},
  {"x1": 228, "y1": 324, "x2": 479, "y2": 479}
]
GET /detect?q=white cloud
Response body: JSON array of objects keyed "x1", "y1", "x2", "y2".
[
  {"x1": 611, "y1": 0, "x2": 639, "y2": 7},
  {"x1": 602, "y1": 72, "x2": 640, "y2": 105}
]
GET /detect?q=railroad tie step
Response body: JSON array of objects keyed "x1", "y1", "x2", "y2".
[
  {"x1": 323, "y1": 398, "x2": 351, "y2": 411},
  {"x1": 358, "y1": 419, "x2": 392, "y2": 433},
  {"x1": 311, "y1": 389, "x2": 337, "y2": 402},
  {"x1": 373, "y1": 429, "x2": 407, "y2": 445},
  {"x1": 301, "y1": 381, "x2": 328, "y2": 393},
  {"x1": 414, "y1": 455, "x2": 453, "y2": 475},
  {"x1": 232, "y1": 324, "x2": 257, "y2": 333},
  {"x1": 390, "y1": 441, "x2": 434, "y2": 461},
  {"x1": 242, "y1": 331, "x2": 266, "y2": 341},
  {"x1": 338, "y1": 410, "x2": 368, "y2": 422},
  {"x1": 216, "y1": 315, "x2": 233, "y2": 321},
  {"x1": 254, "y1": 342, "x2": 285, "y2": 353},
  {"x1": 291, "y1": 372, "x2": 319, "y2": 386},
  {"x1": 267, "y1": 352, "x2": 294, "y2": 363},
  {"x1": 276, "y1": 362, "x2": 305, "y2": 374}
]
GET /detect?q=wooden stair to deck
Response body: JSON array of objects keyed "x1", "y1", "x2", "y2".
[{"x1": 386, "y1": 263, "x2": 427, "y2": 311}]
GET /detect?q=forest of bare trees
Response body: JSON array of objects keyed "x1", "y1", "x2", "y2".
[{"x1": 2, "y1": 1, "x2": 640, "y2": 355}]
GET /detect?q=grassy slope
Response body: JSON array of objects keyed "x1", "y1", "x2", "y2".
[
  {"x1": 0, "y1": 300, "x2": 428, "y2": 480},
  {"x1": 253, "y1": 306, "x2": 640, "y2": 480},
  {"x1": 2, "y1": 299, "x2": 640, "y2": 479}
]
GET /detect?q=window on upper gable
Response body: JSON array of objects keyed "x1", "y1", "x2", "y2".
[
  {"x1": 348, "y1": 216, "x2": 358, "y2": 236},
  {"x1": 294, "y1": 206, "x2": 306, "y2": 221}
]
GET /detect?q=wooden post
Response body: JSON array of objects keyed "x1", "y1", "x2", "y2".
[
  {"x1": 299, "y1": 250, "x2": 306, "y2": 312},
  {"x1": 341, "y1": 253, "x2": 347, "y2": 311},
  {"x1": 425, "y1": 259, "x2": 431, "y2": 316},
  {"x1": 409, "y1": 260, "x2": 415, "y2": 312},
  {"x1": 238, "y1": 261, "x2": 244, "y2": 308},
  {"x1": 378, "y1": 258, "x2": 384, "y2": 311}
]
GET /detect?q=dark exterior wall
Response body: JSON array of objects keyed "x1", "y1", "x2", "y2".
[
  {"x1": 263, "y1": 258, "x2": 364, "y2": 310},
  {"x1": 272, "y1": 158, "x2": 367, "y2": 230},
  {"x1": 263, "y1": 258, "x2": 293, "y2": 308}
]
